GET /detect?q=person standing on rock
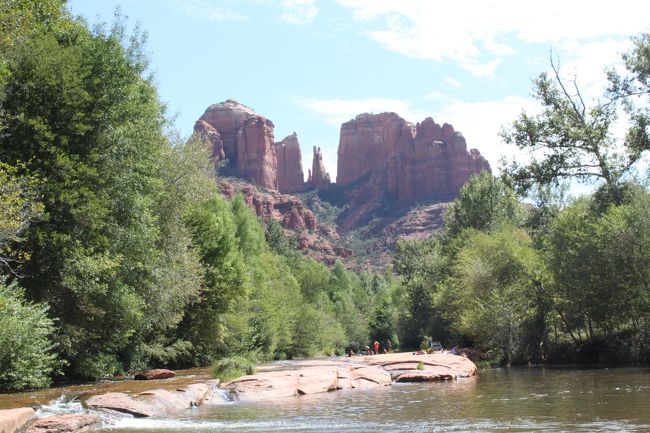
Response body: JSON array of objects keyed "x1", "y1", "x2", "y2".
[
  {"x1": 387, "y1": 339, "x2": 392, "y2": 352},
  {"x1": 373, "y1": 340, "x2": 380, "y2": 355}
]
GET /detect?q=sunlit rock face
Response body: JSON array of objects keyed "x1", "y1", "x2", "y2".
[
  {"x1": 308, "y1": 146, "x2": 331, "y2": 190},
  {"x1": 337, "y1": 112, "x2": 490, "y2": 204},
  {"x1": 275, "y1": 133, "x2": 305, "y2": 193},
  {"x1": 195, "y1": 100, "x2": 280, "y2": 191}
]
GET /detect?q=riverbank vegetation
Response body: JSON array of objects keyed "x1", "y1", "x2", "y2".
[
  {"x1": 0, "y1": 0, "x2": 399, "y2": 391},
  {"x1": 394, "y1": 34, "x2": 650, "y2": 366},
  {"x1": 2, "y1": 0, "x2": 650, "y2": 392}
]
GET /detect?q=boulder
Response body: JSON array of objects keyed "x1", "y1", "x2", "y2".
[
  {"x1": 25, "y1": 414, "x2": 101, "y2": 433},
  {"x1": 84, "y1": 381, "x2": 221, "y2": 418},
  {"x1": 84, "y1": 392, "x2": 158, "y2": 417},
  {"x1": 0, "y1": 407, "x2": 35, "y2": 433},
  {"x1": 223, "y1": 365, "x2": 391, "y2": 402},
  {"x1": 366, "y1": 352, "x2": 478, "y2": 378},
  {"x1": 134, "y1": 369, "x2": 176, "y2": 380}
]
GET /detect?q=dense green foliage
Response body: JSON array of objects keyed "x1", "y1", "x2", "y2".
[
  {"x1": 211, "y1": 355, "x2": 256, "y2": 382},
  {"x1": 396, "y1": 173, "x2": 650, "y2": 365},
  {"x1": 395, "y1": 34, "x2": 650, "y2": 365},
  {"x1": 0, "y1": 279, "x2": 57, "y2": 391},
  {"x1": 0, "y1": 1, "x2": 397, "y2": 390}
]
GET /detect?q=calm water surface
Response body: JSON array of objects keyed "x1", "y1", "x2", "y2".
[{"x1": 104, "y1": 367, "x2": 650, "y2": 433}]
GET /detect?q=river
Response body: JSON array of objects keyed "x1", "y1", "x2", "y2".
[{"x1": 4, "y1": 366, "x2": 650, "y2": 432}]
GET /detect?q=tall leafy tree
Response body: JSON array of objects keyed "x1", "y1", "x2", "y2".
[{"x1": 444, "y1": 172, "x2": 524, "y2": 239}]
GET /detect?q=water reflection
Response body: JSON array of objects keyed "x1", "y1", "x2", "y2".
[
  {"x1": 106, "y1": 367, "x2": 650, "y2": 433},
  {"x1": 5, "y1": 365, "x2": 650, "y2": 433}
]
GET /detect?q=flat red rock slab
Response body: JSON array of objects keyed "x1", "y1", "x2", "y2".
[
  {"x1": 365, "y1": 353, "x2": 477, "y2": 377},
  {"x1": 0, "y1": 407, "x2": 35, "y2": 433},
  {"x1": 85, "y1": 392, "x2": 159, "y2": 417},
  {"x1": 394, "y1": 371, "x2": 455, "y2": 383},
  {"x1": 134, "y1": 369, "x2": 176, "y2": 380},
  {"x1": 25, "y1": 414, "x2": 101, "y2": 433}
]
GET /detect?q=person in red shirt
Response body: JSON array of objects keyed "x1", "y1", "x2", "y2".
[{"x1": 373, "y1": 340, "x2": 380, "y2": 355}]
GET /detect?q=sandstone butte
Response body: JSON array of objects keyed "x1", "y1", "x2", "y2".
[
  {"x1": 0, "y1": 353, "x2": 476, "y2": 433},
  {"x1": 194, "y1": 100, "x2": 490, "y2": 207},
  {"x1": 195, "y1": 100, "x2": 310, "y2": 194},
  {"x1": 337, "y1": 113, "x2": 491, "y2": 205}
]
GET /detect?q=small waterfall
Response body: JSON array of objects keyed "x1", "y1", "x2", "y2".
[
  {"x1": 211, "y1": 387, "x2": 235, "y2": 403},
  {"x1": 36, "y1": 394, "x2": 84, "y2": 417}
]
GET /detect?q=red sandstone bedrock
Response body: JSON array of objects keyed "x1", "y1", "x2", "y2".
[
  {"x1": 222, "y1": 352, "x2": 477, "y2": 402},
  {"x1": 0, "y1": 353, "x2": 476, "y2": 433}
]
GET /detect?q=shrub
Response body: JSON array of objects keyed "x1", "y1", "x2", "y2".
[
  {"x1": 211, "y1": 355, "x2": 256, "y2": 382},
  {"x1": 0, "y1": 279, "x2": 58, "y2": 391}
]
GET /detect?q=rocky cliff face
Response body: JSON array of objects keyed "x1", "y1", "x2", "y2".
[
  {"x1": 275, "y1": 133, "x2": 305, "y2": 193},
  {"x1": 194, "y1": 101, "x2": 492, "y2": 268},
  {"x1": 195, "y1": 100, "x2": 279, "y2": 191},
  {"x1": 337, "y1": 113, "x2": 490, "y2": 205},
  {"x1": 219, "y1": 179, "x2": 352, "y2": 264},
  {"x1": 307, "y1": 146, "x2": 331, "y2": 190}
]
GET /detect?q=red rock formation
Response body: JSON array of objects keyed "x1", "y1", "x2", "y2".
[
  {"x1": 0, "y1": 408, "x2": 35, "y2": 433},
  {"x1": 307, "y1": 146, "x2": 331, "y2": 190},
  {"x1": 219, "y1": 180, "x2": 351, "y2": 263},
  {"x1": 134, "y1": 369, "x2": 176, "y2": 381},
  {"x1": 275, "y1": 133, "x2": 305, "y2": 193},
  {"x1": 194, "y1": 119, "x2": 225, "y2": 159},
  {"x1": 336, "y1": 113, "x2": 490, "y2": 204},
  {"x1": 195, "y1": 100, "x2": 278, "y2": 191},
  {"x1": 25, "y1": 414, "x2": 101, "y2": 433},
  {"x1": 220, "y1": 181, "x2": 317, "y2": 231}
]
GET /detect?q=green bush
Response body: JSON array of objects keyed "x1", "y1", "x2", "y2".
[
  {"x1": 0, "y1": 280, "x2": 58, "y2": 391},
  {"x1": 211, "y1": 356, "x2": 256, "y2": 382}
]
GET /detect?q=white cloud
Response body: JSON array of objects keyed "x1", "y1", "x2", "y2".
[
  {"x1": 170, "y1": 0, "x2": 248, "y2": 21},
  {"x1": 169, "y1": 0, "x2": 319, "y2": 24},
  {"x1": 443, "y1": 76, "x2": 464, "y2": 89},
  {"x1": 278, "y1": 0, "x2": 318, "y2": 25},
  {"x1": 555, "y1": 38, "x2": 632, "y2": 101},
  {"x1": 336, "y1": 0, "x2": 650, "y2": 76}
]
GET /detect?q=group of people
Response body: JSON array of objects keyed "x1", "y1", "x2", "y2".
[{"x1": 348, "y1": 338, "x2": 393, "y2": 356}]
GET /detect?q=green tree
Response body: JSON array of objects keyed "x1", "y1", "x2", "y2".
[
  {"x1": 502, "y1": 49, "x2": 650, "y2": 194},
  {"x1": 0, "y1": 162, "x2": 42, "y2": 274},
  {"x1": 0, "y1": 278, "x2": 57, "y2": 391},
  {"x1": 394, "y1": 238, "x2": 453, "y2": 348},
  {"x1": 0, "y1": 8, "x2": 206, "y2": 378},
  {"x1": 545, "y1": 187, "x2": 650, "y2": 345},
  {"x1": 453, "y1": 227, "x2": 547, "y2": 365},
  {"x1": 444, "y1": 172, "x2": 524, "y2": 239},
  {"x1": 181, "y1": 196, "x2": 247, "y2": 365}
]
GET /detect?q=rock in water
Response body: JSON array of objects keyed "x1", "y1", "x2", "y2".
[
  {"x1": 0, "y1": 408, "x2": 35, "y2": 433},
  {"x1": 25, "y1": 414, "x2": 101, "y2": 433},
  {"x1": 134, "y1": 369, "x2": 176, "y2": 380}
]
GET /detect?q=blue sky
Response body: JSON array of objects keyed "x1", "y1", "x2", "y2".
[{"x1": 68, "y1": 0, "x2": 650, "y2": 181}]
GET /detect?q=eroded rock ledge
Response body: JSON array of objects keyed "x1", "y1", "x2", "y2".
[
  {"x1": 2, "y1": 353, "x2": 476, "y2": 433},
  {"x1": 223, "y1": 352, "x2": 476, "y2": 402}
]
